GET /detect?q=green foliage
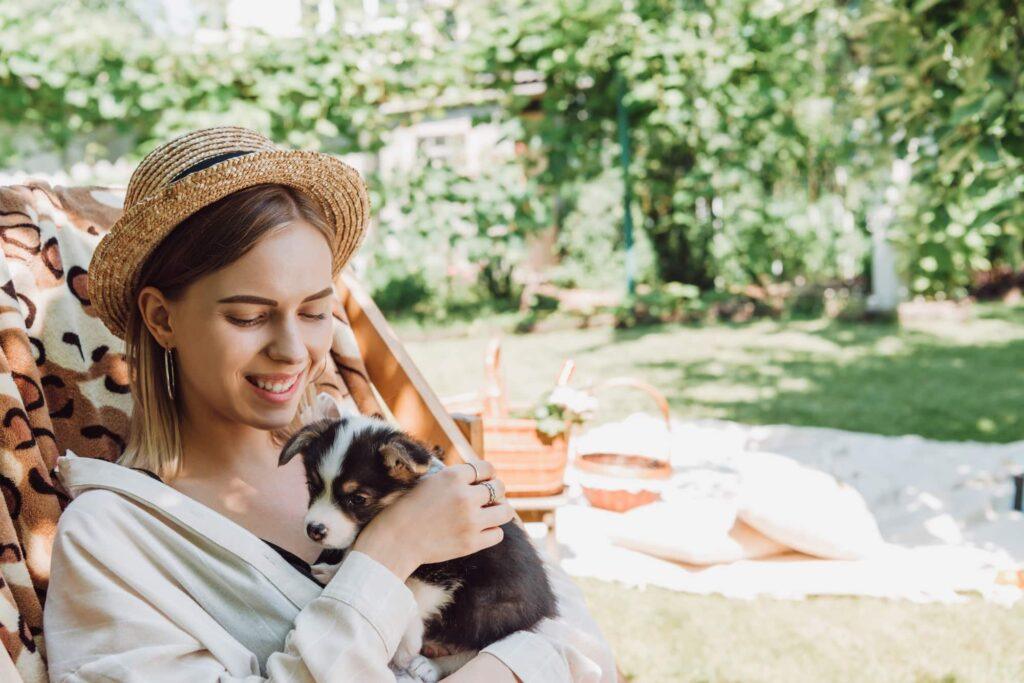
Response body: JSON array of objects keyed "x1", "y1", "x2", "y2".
[
  {"x1": 548, "y1": 168, "x2": 658, "y2": 290},
  {"x1": 0, "y1": 1, "x2": 471, "y2": 159},
  {"x1": 363, "y1": 152, "x2": 549, "y2": 318},
  {"x1": 855, "y1": 0, "x2": 1024, "y2": 297},
  {"x1": 612, "y1": 281, "x2": 702, "y2": 328},
  {"x1": 472, "y1": 0, "x2": 872, "y2": 292},
  {"x1": 3, "y1": 0, "x2": 1021, "y2": 300}
]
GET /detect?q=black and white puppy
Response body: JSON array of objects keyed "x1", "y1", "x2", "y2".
[{"x1": 279, "y1": 396, "x2": 558, "y2": 681}]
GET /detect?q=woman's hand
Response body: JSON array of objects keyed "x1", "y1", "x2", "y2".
[{"x1": 352, "y1": 460, "x2": 514, "y2": 581}]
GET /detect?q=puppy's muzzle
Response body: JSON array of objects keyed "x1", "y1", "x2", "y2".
[{"x1": 306, "y1": 521, "x2": 327, "y2": 542}]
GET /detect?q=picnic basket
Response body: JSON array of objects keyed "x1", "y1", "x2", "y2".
[
  {"x1": 442, "y1": 336, "x2": 575, "y2": 497},
  {"x1": 571, "y1": 376, "x2": 674, "y2": 512}
]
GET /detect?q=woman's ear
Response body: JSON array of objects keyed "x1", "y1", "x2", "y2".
[{"x1": 137, "y1": 285, "x2": 174, "y2": 347}]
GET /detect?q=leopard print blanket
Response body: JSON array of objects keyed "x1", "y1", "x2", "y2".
[{"x1": 0, "y1": 180, "x2": 385, "y2": 681}]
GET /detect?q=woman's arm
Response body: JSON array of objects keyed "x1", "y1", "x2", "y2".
[
  {"x1": 439, "y1": 653, "x2": 521, "y2": 683},
  {"x1": 45, "y1": 462, "x2": 512, "y2": 682},
  {"x1": 44, "y1": 494, "x2": 417, "y2": 682}
]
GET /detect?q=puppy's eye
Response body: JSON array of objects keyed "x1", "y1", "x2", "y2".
[{"x1": 349, "y1": 494, "x2": 368, "y2": 507}]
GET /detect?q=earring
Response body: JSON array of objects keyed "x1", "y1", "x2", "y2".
[{"x1": 164, "y1": 346, "x2": 176, "y2": 401}]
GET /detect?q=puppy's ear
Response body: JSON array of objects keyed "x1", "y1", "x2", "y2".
[
  {"x1": 380, "y1": 437, "x2": 432, "y2": 481},
  {"x1": 279, "y1": 418, "x2": 334, "y2": 467}
]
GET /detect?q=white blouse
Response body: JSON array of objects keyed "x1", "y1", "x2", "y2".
[{"x1": 43, "y1": 450, "x2": 617, "y2": 682}]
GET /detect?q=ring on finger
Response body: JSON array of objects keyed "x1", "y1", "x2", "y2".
[
  {"x1": 482, "y1": 481, "x2": 497, "y2": 506},
  {"x1": 466, "y1": 460, "x2": 481, "y2": 484}
]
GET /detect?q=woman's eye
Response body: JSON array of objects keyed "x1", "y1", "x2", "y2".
[{"x1": 228, "y1": 313, "x2": 327, "y2": 327}]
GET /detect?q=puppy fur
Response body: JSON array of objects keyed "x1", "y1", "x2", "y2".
[{"x1": 279, "y1": 407, "x2": 558, "y2": 679}]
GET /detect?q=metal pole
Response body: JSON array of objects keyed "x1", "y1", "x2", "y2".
[{"x1": 616, "y1": 71, "x2": 636, "y2": 297}]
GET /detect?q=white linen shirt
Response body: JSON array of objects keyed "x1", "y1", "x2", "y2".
[{"x1": 43, "y1": 450, "x2": 617, "y2": 682}]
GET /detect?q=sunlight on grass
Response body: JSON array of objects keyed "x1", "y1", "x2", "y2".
[
  {"x1": 577, "y1": 578, "x2": 1024, "y2": 683},
  {"x1": 399, "y1": 302, "x2": 1024, "y2": 443},
  {"x1": 396, "y1": 304, "x2": 1024, "y2": 682}
]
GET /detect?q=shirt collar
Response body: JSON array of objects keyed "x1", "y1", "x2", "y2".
[{"x1": 55, "y1": 449, "x2": 322, "y2": 608}]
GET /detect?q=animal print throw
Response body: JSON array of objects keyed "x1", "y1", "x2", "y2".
[{"x1": 0, "y1": 180, "x2": 385, "y2": 682}]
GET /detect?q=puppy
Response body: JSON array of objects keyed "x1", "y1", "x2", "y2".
[{"x1": 279, "y1": 397, "x2": 558, "y2": 681}]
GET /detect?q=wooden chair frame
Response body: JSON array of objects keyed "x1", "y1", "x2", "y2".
[{"x1": 337, "y1": 269, "x2": 484, "y2": 463}]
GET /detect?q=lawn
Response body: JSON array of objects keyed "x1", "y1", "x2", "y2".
[
  {"x1": 396, "y1": 302, "x2": 1024, "y2": 682},
  {"x1": 397, "y1": 301, "x2": 1024, "y2": 444}
]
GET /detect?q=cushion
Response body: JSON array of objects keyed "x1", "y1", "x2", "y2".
[
  {"x1": 736, "y1": 452, "x2": 885, "y2": 560},
  {"x1": 608, "y1": 497, "x2": 789, "y2": 565}
]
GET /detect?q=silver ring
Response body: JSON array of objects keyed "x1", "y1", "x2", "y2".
[
  {"x1": 482, "y1": 481, "x2": 496, "y2": 506},
  {"x1": 466, "y1": 460, "x2": 481, "y2": 484}
]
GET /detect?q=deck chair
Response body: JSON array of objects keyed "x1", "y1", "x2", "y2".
[{"x1": 0, "y1": 180, "x2": 622, "y2": 682}]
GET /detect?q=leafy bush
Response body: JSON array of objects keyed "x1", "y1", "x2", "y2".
[
  {"x1": 364, "y1": 154, "x2": 548, "y2": 320},
  {"x1": 4, "y1": 0, "x2": 1021, "y2": 303}
]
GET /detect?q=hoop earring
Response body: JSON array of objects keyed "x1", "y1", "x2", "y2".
[{"x1": 164, "y1": 346, "x2": 177, "y2": 401}]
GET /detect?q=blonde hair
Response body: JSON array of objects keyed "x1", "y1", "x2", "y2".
[{"x1": 116, "y1": 184, "x2": 333, "y2": 481}]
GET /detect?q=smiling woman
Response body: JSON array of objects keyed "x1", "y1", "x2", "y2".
[
  {"x1": 42, "y1": 126, "x2": 616, "y2": 683},
  {"x1": 118, "y1": 183, "x2": 337, "y2": 482}
]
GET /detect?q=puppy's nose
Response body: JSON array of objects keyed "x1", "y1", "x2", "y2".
[{"x1": 306, "y1": 522, "x2": 327, "y2": 542}]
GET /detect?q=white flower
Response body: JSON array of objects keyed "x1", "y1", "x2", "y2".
[{"x1": 547, "y1": 386, "x2": 598, "y2": 418}]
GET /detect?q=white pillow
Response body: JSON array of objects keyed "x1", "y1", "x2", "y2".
[
  {"x1": 736, "y1": 452, "x2": 885, "y2": 560},
  {"x1": 608, "y1": 498, "x2": 789, "y2": 565}
]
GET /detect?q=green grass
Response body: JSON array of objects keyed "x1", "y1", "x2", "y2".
[
  {"x1": 398, "y1": 301, "x2": 1024, "y2": 443},
  {"x1": 396, "y1": 302, "x2": 1024, "y2": 682},
  {"x1": 577, "y1": 579, "x2": 1024, "y2": 683}
]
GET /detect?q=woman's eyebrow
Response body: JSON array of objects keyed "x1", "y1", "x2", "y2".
[{"x1": 217, "y1": 286, "x2": 334, "y2": 306}]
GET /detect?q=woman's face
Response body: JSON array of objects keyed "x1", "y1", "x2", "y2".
[{"x1": 141, "y1": 219, "x2": 336, "y2": 434}]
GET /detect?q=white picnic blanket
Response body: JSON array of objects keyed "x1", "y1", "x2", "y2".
[{"x1": 546, "y1": 413, "x2": 1024, "y2": 605}]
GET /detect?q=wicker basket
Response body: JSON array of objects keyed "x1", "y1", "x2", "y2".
[
  {"x1": 572, "y1": 377, "x2": 674, "y2": 512},
  {"x1": 478, "y1": 417, "x2": 569, "y2": 496},
  {"x1": 441, "y1": 336, "x2": 575, "y2": 497}
]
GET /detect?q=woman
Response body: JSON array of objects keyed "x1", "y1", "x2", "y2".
[{"x1": 42, "y1": 127, "x2": 616, "y2": 682}]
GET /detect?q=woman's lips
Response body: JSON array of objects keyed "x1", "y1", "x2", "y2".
[{"x1": 245, "y1": 371, "x2": 302, "y2": 404}]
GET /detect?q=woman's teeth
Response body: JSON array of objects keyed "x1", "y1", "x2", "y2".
[{"x1": 250, "y1": 376, "x2": 297, "y2": 393}]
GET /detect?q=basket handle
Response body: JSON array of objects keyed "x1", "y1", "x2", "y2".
[
  {"x1": 587, "y1": 377, "x2": 673, "y2": 433},
  {"x1": 556, "y1": 358, "x2": 576, "y2": 387},
  {"x1": 482, "y1": 336, "x2": 508, "y2": 418},
  {"x1": 483, "y1": 337, "x2": 578, "y2": 418}
]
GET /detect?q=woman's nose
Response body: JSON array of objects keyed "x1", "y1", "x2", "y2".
[{"x1": 267, "y1": 317, "x2": 306, "y2": 363}]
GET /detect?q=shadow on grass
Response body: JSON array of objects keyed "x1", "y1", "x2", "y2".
[{"x1": 639, "y1": 319, "x2": 1024, "y2": 443}]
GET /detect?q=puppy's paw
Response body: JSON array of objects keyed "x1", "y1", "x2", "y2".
[
  {"x1": 310, "y1": 561, "x2": 342, "y2": 584},
  {"x1": 393, "y1": 640, "x2": 419, "y2": 671},
  {"x1": 405, "y1": 654, "x2": 442, "y2": 683},
  {"x1": 388, "y1": 662, "x2": 422, "y2": 683}
]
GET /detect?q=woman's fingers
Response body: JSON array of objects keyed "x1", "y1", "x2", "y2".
[
  {"x1": 488, "y1": 477, "x2": 506, "y2": 502},
  {"x1": 451, "y1": 459, "x2": 494, "y2": 485},
  {"x1": 476, "y1": 525, "x2": 506, "y2": 549},
  {"x1": 479, "y1": 501, "x2": 516, "y2": 529},
  {"x1": 472, "y1": 477, "x2": 506, "y2": 507}
]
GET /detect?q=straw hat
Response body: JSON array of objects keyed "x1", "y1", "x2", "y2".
[{"x1": 89, "y1": 126, "x2": 370, "y2": 340}]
